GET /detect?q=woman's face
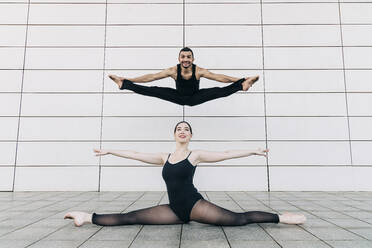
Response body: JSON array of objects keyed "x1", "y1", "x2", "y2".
[{"x1": 174, "y1": 122, "x2": 192, "y2": 143}]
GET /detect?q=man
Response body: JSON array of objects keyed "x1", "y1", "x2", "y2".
[{"x1": 109, "y1": 47, "x2": 259, "y2": 106}]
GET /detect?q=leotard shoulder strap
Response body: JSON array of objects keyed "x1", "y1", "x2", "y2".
[
  {"x1": 192, "y1": 64, "x2": 196, "y2": 79},
  {"x1": 186, "y1": 151, "x2": 192, "y2": 159},
  {"x1": 176, "y1": 64, "x2": 181, "y2": 81},
  {"x1": 166, "y1": 153, "x2": 171, "y2": 162}
]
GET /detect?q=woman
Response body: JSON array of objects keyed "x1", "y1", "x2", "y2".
[{"x1": 64, "y1": 121, "x2": 306, "y2": 227}]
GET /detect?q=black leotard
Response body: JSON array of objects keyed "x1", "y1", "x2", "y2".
[
  {"x1": 162, "y1": 152, "x2": 204, "y2": 223},
  {"x1": 175, "y1": 64, "x2": 200, "y2": 96}
]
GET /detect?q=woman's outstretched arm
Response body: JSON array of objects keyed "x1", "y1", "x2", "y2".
[
  {"x1": 93, "y1": 149, "x2": 167, "y2": 166},
  {"x1": 193, "y1": 149, "x2": 268, "y2": 164}
]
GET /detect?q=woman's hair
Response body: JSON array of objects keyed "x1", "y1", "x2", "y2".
[{"x1": 174, "y1": 121, "x2": 193, "y2": 134}]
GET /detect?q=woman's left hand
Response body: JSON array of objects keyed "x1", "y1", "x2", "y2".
[{"x1": 255, "y1": 149, "x2": 269, "y2": 157}]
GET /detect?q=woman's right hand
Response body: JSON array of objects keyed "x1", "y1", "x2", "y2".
[{"x1": 93, "y1": 149, "x2": 110, "y2": 156}]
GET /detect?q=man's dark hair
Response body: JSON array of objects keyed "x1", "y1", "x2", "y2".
[{"x1": 179, "y1": 47, "x2": 194, "y2": 58}]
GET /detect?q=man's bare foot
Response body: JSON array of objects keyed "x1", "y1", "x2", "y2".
[
  {"x1": 64, "y1": 211, "x2": 93, "y2": 227},
  {"x1": 279, "y1": 212, "x2": 307, "y2": 225},
  {"x1": 242, "y1": 76, "x2": 259, "y2": 91},
  {"x1": 108, "y1": 74, "x2": 124, "y2": 89}
]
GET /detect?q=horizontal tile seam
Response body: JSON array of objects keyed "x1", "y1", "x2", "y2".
[
  {"x1": 2, "y1": 2, "x2": 372, "y2": 5},
  {"x1": 4, "y1": 68, "x2": 372, "y2": 70},
  {"x1": 4, "y1": 46, "x2": 372, "y2": 48},
  {"x1": 1, "y1": 92, "x2": 371, "y2": 94},
  {"x1": 3, "y1": 23, "x2": 372, "y2": 26},
  {"x1": 3, "y1": 140, "x2": 372, "y2": 142},
  {"x1": 2, "y1": 2, "x2": 365, "y2": 5},
  {"x1": 1, "y1": 69, "x2": 372, "y2": 71},
  {"x1": 7, "y1": 165, "x2": 370, "y2": 168},
  {"x1": 3, "y1": 139, "x2": 372, "y2": 142},
  {"x1": 0, "y1": 115, "x2": 370, "y2": 117}
]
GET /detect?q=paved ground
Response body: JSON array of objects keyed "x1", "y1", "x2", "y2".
[{"x1": 0, "y1": 191, "x2": 371, "y2": 248}]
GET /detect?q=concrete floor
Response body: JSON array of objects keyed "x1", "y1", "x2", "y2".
[{"x1": 0, "y1": 191, "x2": 371, "y2": 248}]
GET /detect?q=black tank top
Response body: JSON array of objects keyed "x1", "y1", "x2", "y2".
[
  {"x1": 175, "y1": 64, "x2": 200, "y2": 96},
  {"x1": 162, "y1": 152, "x2": 200, "y2": 205}
]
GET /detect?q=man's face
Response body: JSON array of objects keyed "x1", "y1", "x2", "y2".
[{"x1": 178, "y1": 51, "x2": 194, "y2": 69}]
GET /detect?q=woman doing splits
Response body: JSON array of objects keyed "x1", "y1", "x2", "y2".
[
  {"x1": 64, "y1": 121, "x2": 306, "y2": 227},
  {"x1": 109, "y1": 47, "x2": 259, "y2": 106}
]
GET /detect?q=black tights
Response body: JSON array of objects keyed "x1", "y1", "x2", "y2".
[
  {"x1": 120, "y1": 79, "x2": 244, "y2": 106},
  {"x1": 92, "y1": 199, "x2": 279, "y2": 226}
]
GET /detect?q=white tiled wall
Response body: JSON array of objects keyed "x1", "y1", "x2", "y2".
[
  {"x1": 265, "y1": 70, "x2": 345, "y2": 92},
  {"x1": 28, "y1": 4, "x2": 106, "y2": 24},
  {"x1": 0, "y1": 142, "x2": 16, "y2": 166},
  {"x1": 25, "y1": 48, "x2": 104, "y2": 69},
  {"x1": 27, "y1": 26, "x2": 105, "y2": 46},
  {"x1": 0, "y1": 48, "x2": 25, "y2": 69},
  {"x1": 263, "y1": 3, "x2": 340, "y2": 24},
  {"x1": 0, "y1": 26, "x2": 27, "y2": 46},
  {"x1": 186, "y1": 26, "x2": 262, "y2": 46},
  {"x1": 107, "y1": 26, "x2": 182, "y2": 46},
  {"x1": 264, "y1": 47, "x2": 343, "y2": 69},
  {"x1": 1, "y1": 1, "x2": 371, "y2": 191},
  {"x1": 0, "y1": 71, "x2": 23, "y2": 92},
  {"x1": 186, "y1": 4, "x2": 261, "y2": 24},
  {"x1": 23, "y1": 70, "x2": 103, "y2": 92},
  {"x1": 263, "y1": 25, "x2": 341, "y2": 46}
]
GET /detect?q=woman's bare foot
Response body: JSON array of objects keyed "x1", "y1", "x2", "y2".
[
  {"x1": 279, "y1": 212, "x2": 307, "y2": 225},
  {"x1": 108, "y1": 74, "x2": 124, "y2": 89},
  {"x1": 242, "y1": 76, "x2": 259, "y2": 91},
  {"x1": 64, "y1": 211, "x2": 93, "y2": 227}
]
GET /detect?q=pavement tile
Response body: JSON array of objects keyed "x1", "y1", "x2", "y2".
[
  {"x1": 44, "y1": 225, "x2": 100, "y2": 241},
  {"x1": 223, "y1": 225, "x2": 273, "y2": 241},
  {"x1": 0, "y1": 218, "x2": 36, "y2": 227},
  {"x1": 264, "y1": 226, "x2": 318, "y2": 241},
  {"x1": 325, "y1": 205, "x2": 359, "y2": 211},
  {"x1": 301, "y1": 218, "x2": 337, "y2": 228},
  {"x1": 0, "y1": 227, "x2": 56, "y2": 241},
  {"x1": 0, "y1": 239, "x2": 34, "y2": 248},
  {"x1": 181, "y1": 240, "x2": 229, "y2": 248},
  {"x1": 365, "y1": 219, "x2": 372, "y2": 224},
  {"x1": 90, "y1": 225, "x2": 141, "y2": 241},
  {"x1": 28, "y1": 218, "x2": 68, "y2": 228},
  {"x1": 277, "y1": 240, "x2": 330, "y2": 248},
  {"x1": 304, "y1": 227, "x2": 364, "y2": 241},
  {"x1": 311, "y1": 212, "x2": 350, "y2": 219},
  {"x1": 229, "y1": 240, "x2": 280, "y2": 248},
  {"x1": 325, "y1": 218, "x2": 372, "y2": 228},
  {"x1": 79, "y1": 240, "x2": 132, "y2": 248},
  {"x1": 136, "y1": 225, "x2": 181, "y2": 241},
  {"x1": 181, "y1": 225, "x2": 226, "y2": 241},
  {"x1": 131, "y1": 240, "x2": 179, "y2": 248},
  {"x1": 28, "y1": 240, "x2": 83, "y2": 248},
  {"x1": 326, "y1": 240, "x2": 372, "y2": 248},
  {"x1": 344, "y1": 211, "x2": 372, "y2": 219},
  {"x1": 346, "y1": 228, "x2": 372, "y2": 240}
]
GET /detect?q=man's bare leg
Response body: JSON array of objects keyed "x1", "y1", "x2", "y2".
[
  {"x1": 242, "y1": 76, "x2": 259, "y2": 91},
  {"x1": 109, "y1": 75, "x2": 124, "y2": 89},
  {"x1": 64, "y1": 212, "x2": 92, "y2": 227}
]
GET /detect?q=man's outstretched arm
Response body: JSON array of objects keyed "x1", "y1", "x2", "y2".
[
  {"x1": 198, "y1": 68, "x2": 241, "y2": 83},
  {"x1": 127, "y1": 67, "x2": 175, "y2": 83}
]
